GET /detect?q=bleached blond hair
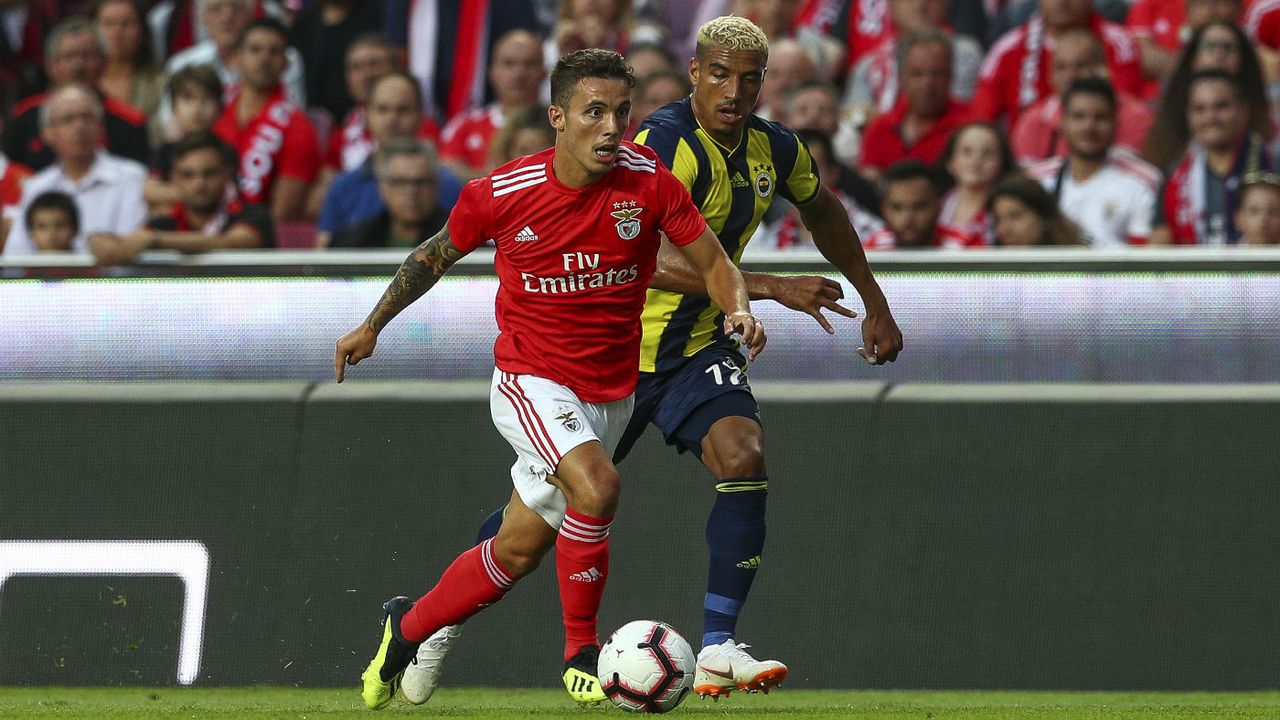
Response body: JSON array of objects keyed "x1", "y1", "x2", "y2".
[{"x1": 696, "y1": 15, "x2": 769, "y2": 58}]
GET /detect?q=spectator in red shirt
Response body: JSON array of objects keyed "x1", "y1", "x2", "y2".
[
  {"x1": 970, "y1": 0, "x2": 1141, "y2": 127},
  {"x1": 439, "y1": 29, "x2": 543, "y2": 181},
  {"x1": 863, "y1": 159, "x2": 947, "y2": 249},
  {"x1": 1010, "y1": 28, "x2": 1155, "y2": 164},
  {"x1": 5, "y1": 17, "x2": 150, "y2": 171},
  {"x1": 212, "y1": 18, "x2": 319, "y2": 222},
  {"x1": 842, "y1": 0, "x2": 984, "y2": 123},
  {"x1": 1143, "y1": 20, "x2": 1272, "y2": 172},
  {"x1": 1128, "y1": 0, "x2": 1240, "y2": 88},
  {"x1": 859, "y1": 29, "x2": 970, "y2": 181}
]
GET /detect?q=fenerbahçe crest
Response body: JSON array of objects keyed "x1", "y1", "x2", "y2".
[
  {"x1": 610, "y1": 201, "x2": 643, "y2": 240},
  {"x1": 753, "y1": 162, "x2": 775, "y2": 198}
]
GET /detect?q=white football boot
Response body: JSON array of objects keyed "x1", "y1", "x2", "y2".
[
  {"x1": 400, "y1": 624, "x2": 463, "y2": 705},
  {"x1": 693, "y1": 640, "x2": 788, "y2": 699}
]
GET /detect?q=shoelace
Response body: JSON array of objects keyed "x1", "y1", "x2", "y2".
[{"x1": 717, "y1": 642, "x2": 758, "y2": 666}]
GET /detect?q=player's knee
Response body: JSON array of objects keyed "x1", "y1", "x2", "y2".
[
  {"x1": 573, "y1": 470, "x2": 621, "y2": 517},
  {"x1": 493, "y1": 538, "x2": 545, "y2": 579},
  {"x1": 705, "y1": 420, "x2": 766, "y2": 479}
]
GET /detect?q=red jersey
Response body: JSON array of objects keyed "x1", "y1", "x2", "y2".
[
  {"x1": 859, "y1": 99, "x2": 971, "y2": 172},
  {"x1": 212, "y1": 85, "x2": 319, "y2": 204},
  {"x1": 795, "y1": 0, "x2": 893, "y2": 69},
  {"x1": 324, "y1": 106, "x2": 442, "y2": 172},
  {"x1": 1247, "y1": 0, "x2": 1280, "y2": 48},
  {"x1": 439, "y1": 104, "x2": 503, "y2": 174},
  {"x1": 971, "y1": 14, "x2": 1141, "y2": 127},
  {"x1": 1126, "y1": 0, "x2": 1186, "y2": 52},
  {"x1": 0, "y1": 157, "x2": 31, "y2": 209},
  {"x1": 448, "y1": 143, "x2": 709, "y2": 402}
]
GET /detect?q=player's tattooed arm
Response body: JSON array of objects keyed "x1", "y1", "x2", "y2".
[{"x1": 365, "y1": 227, "x2": 465, "y2": 332}]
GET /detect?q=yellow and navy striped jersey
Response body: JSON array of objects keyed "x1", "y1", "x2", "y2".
[{"x1": 634, "y1": 97, "x2": 820, "y2": 373}]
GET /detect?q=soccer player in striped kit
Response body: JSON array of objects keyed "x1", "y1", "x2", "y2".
[{"x1": 405, "y1": 15, "x2": 903, "y2": 708}]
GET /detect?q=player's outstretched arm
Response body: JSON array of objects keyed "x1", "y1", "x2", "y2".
[
  {"x1": 334, "y1": 227, "x2": 467, "y2": 382},
  {"x1": 797, "y1": 185, "x2": 903, "y2": 365},
  {"x1": 676, "y1": 227, "x2": 766, "y2": 360},
  {"x1": 651, "y1": 236, "x2": 858, "y2": 334}
]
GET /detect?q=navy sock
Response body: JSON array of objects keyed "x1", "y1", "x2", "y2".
[
  {"x1": 702, "y1": 476, "x2": 768, "y2": 648},
  {"x1": 475, "y1": 504, "x2": 505, "y2": 545}
]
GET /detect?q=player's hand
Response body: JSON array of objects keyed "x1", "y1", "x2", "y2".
[
  {"x1": 724, "y1": 311, "x2": 766, "y2": 361},
  {"x1": 335, "y1": 323, "x2": 379, "y2": 382},
  {"x1": 772, "y1": 275, "x2": 857, "y2": 334},
  {"x1": 858, "y1": 308, "x2": 903, "y2": 366}
]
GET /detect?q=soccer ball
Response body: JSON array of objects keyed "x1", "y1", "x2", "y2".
[{"x1": 597, "y1": 620, "x2": 695, "y2": 713}]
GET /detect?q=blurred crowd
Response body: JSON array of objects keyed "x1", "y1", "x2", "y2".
[{"x1": 1, "y1": 0, "x2": 1279, "y2": 263}]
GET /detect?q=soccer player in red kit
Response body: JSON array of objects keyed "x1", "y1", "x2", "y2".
[{"x1": 335, "y1": 48, "x2": 766, "y2": 711}]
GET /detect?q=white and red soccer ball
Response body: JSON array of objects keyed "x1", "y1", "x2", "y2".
[{"x1": 597, "y1": 620, "x2": 695, "y2": 713}]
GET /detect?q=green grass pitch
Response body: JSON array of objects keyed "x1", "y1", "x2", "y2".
[{"x1": 3, "y1": 688, "x2": 1280, "y2": 719}]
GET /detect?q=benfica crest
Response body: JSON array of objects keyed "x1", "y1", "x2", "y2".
[
  {"x1": 610, "y1": 202, "x2": 643, "y2": 240},
  {"x1": 554, "y1": 406, "x2": 581, "y2": 433}
]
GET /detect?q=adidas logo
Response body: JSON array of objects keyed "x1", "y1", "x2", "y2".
[
  {"x1": 569, "y1": 675, "x2": 596, "y2": 693},
  {"x1": 514, "y1": 225, "x2": 538, "y2": 242},
  {"x1": 736, "y1": 556, "x2": 761, "y2": 569},
  {"x1": 569, "y1": 566, "x2": 603, "y2": 582},
  {"x1": 730, "y1": 173, "x2": 749, "y2": 188}
]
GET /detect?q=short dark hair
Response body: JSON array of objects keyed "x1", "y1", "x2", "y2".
[
  {"x1": 25, "y1": 191, "x2": 80, "y2": 234},
  {"x1": 170, "y1": 130, "x2": 238, "y2": 168},
  {"x1": 1062, "y1": 76, "x2": 1117, "y2": 113},
  {"x1": 346, "y1": 31, "x2": 396, "y2": 66},
  {"x1": 168, "y1": 63, "x2": 223, "y2": 102},
  {"x1": 1188, "y1": 68, "x2": 1245, "y2": 101},
  {"x1": 237, "y1": 17, "x2": 288, "y2": 49},
  {"x1": 550, "y1": 49, "x2": 634, "y2": 108},
  {"x1": 883, "y1": 160, "x2": 947, "y2": 197}
]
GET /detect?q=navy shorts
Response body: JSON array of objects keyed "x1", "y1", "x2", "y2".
[{"x1": 613, "y1": 344, "x2": 761, "y2": 463}]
